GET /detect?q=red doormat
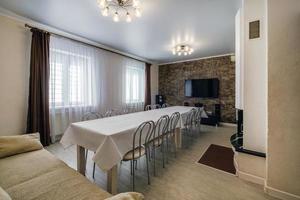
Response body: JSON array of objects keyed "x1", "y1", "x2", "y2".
[{"x1": 198, "y1": 144, "x2": 236, "y2": 174}]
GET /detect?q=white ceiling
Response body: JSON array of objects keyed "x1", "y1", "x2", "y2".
[{"x1": 0, "y1": 0, "x2": 240, "y2": 64}]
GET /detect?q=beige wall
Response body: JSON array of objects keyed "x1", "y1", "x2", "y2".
[
  {"x1": 0, "y1": 15, "x2": 31, "y2": 136},
  {"x1": 150, "y1": 64, "x2": 159, "y2": 104},
  {"x1": 243, "y1": 0, "x2": 268, "y2": 153},
  {"x1": 267, "y1": 0, "x2": 300, "y2": 198}
]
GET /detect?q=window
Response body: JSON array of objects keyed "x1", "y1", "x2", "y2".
[
  {"x1": 49, "y1": 49, "x2": 92, "y2": 108},
  {"x1": 125, "y1": 65, "x2": 145, "y2": 104}
]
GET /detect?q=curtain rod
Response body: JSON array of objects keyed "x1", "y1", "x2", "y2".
[{"x1": 24, "y1": 24, "x2": 149, "y2": 64}]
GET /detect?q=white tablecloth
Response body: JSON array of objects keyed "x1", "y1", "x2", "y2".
[{"x1": 60, "y1": 106, "x2": 207, "y2": 171}]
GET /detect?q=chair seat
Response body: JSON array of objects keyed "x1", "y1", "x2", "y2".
[
  {"x1": 123, "y1": 146, "x2": 145, "y2": 161},
  {"x1": 151, "y1": 136, "x2": 164, "y2": 147}
]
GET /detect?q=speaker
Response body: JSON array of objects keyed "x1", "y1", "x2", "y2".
[
  {"x1": 214, "y1": 104, "x2": 221, "y2": 122},
  {"x1": 237, "y1": 109, "x2": 243, "y2": 135},
  {"x1": 155, "y1": 95, "x2": 165, "y2": 106}
]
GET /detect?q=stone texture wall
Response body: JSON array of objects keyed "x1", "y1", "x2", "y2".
[{"x1": 159, "y1": 56, "x2": 236, "y2": 123}]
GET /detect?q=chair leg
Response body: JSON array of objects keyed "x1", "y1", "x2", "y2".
[
  {"x1": 146, "y1": 151, "x2": 151, "y2": 185},
  {"x1": 190, "y1": 126, "x2": 193, "y2": 143},
  {"x1": 166, "y1": 136, "x2": 169, "y2": 164},
  {"x1": 85, "y1": 150, "x2": 88, "y2": 171},
  {"x1": 173, "y1": 137, "x2": 177, "y2": 158},
  {"x1": 162, "y1": 141, "x2": 165, "y2": 168},
  {"x1": 132, "y1": 160, "x2": 135, "y2": 191},
  {"x1": 92, "y1": 162, "x2": 96, "y2": 179},
  {"x1": 134, "y1": 160, "x2": 138, "y2": 170},
  {"x1": 85, "y1": 150, "x2": 88, "y2": 161},
  {"x1": 153, "y1": 146, "x2": 156, "y2": 176},
  {"x1": 130, "y1": 160, "x2": 133, "y2": 175}
]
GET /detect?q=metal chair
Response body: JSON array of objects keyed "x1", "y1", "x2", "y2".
[
  {"x1": 182, "y1": 108, "x2": 197, "y2": 146},
  {"x1": 145, "y1": 105, "x2": 152, "y2": 111},
  {"x1": 122, "y1": 120, "x2": 155, "y2": 191},
  {"x1": 161, "y1": 103, "x2": 169, "y2": 108},
  {"x1": 151, "y1": 104, "x2": 161, "y2": 109},
  {"x1": 122, "y1": 107, "x2": 130, "y2": 114},
  {"x1": 151, "y1": 115, "x2": 170, "y2": 174},
  {"x1": 165, "y1": 112, "x2": 181, "y2": 162},
  {"x1": 193, "y1": 107, "x2": 204, "y2": 132},
  {"x1": 103, "y1": 109, "x2": 120, "y2": 117},
  {"x1": 81, "y1": 112, "x2": 102, "y2": 121}
]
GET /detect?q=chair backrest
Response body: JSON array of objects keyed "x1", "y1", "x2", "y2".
[
  {"x1": 122, "y1": 108, "x2": 130, "y2": 114},
  {"x1": 151, "y1": 104, "x2": 161, "y2": 109},
  {"x1": 153, "y1": 115, "x2": 170, "y2": 143},
  {"x1": 103, "y1": 110, "x2": 113, "y2": 117},
  {"x1": 169, "y1": 112, "x2": 181, "y2": 133},
  {"x1": 145, "y1": 105, "x2": 152, "y2": 111},
  {"x1": 81, "y1": 112, "x2": 102, "y2": 121},
  {"x1": 131, "y1": 121, "x2": 155, "y2": 159},
  {"x1": 103, "y1": 109, "x2": 121, "y2": 117},
  {"x1": 162, "y1": 103, "x2": 169, "y2": 108},
  {"x1": 195, "y1": 107, "x2": 204, "y2": 122},
  {"x1": 185, "y1": 108, "x2": 197, "y2": 126}
]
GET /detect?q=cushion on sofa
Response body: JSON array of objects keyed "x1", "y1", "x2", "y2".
[
  {"x1": 0, "y1": 133, "x2": 43, "y2": 159},
  {"x1": 105, "y1": 192, "x2": 144, "y2": 200},
  {"x1": 0, "y1": 149, "x2": 66, "y2": 189},
  {"x1": 0, "y1": 149, "x2": 112, "y2": 200}
]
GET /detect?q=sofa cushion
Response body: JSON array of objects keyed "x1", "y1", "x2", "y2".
[
  {"x1": 105, "y1": 192, "x2": 144, "y2": 200},
  {"x1": 0, "y1": 149, "x2": 65, "y2": 189},
  {"x1": 0, "y1": 149, "x2": 111, "y2": 200},
  {"x1": 6, "y1": 167, "x2": 111, "y2": 200},
  {"x1": 0, "y1": 133, "x2": 43, "y2": 159},
  {"x1": 0, "y1": 186, "x2": 11, "y2": 200}
]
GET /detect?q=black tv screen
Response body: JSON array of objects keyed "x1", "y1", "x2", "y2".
[{"x1": 185, "y1": 79, "x2": 219, "y2": 98}]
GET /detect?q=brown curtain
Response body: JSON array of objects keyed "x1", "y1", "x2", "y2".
[
  {"x1": 26, "y1": 28, "x2": 51, "y2": 146},
  {"x1": 145, "y1": 63, "x2": 152, "y2": 108}
]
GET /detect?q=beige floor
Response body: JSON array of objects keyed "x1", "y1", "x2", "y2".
[{"x1": 47, "y1": 125, "x2": 276, "y2": 200}]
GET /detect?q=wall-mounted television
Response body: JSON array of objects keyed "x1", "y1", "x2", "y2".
[{"x1": 185, "y1": 78, "x2": 219, "y2": 98}]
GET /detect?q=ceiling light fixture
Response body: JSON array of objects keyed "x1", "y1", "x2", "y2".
[
  {"x1": 172, "y1": 45, "x2": 194, "y2": 56},
  {"x1": 97, "y1": 0, "x2": 142, "y2": 22}
]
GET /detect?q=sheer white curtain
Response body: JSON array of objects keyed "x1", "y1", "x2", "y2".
[
  {"x1": 49, "y1": 36, "x2": 145, "y2": 142},
  {"x1": 124, "y1": 58, "x2": 145, "y2": 111}
]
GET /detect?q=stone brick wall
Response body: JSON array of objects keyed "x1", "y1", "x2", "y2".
[{"x1": 159, "y1": 55, "x2": 236, "y2": 123}]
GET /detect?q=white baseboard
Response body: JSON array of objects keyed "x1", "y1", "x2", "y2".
[
  {"x1": 264, "y1": 185, "x2": 300, "y2": 200},
  {"x1": 237, "y1": 170, "x2": 265, "y2": 185},
  {"x1": 233, "y1": 151, "x2": 265, "y2": 185}
]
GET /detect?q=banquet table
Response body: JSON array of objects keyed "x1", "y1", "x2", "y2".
[{"x1": 60, "y1": 106, "x2": 207, "y2": 194}]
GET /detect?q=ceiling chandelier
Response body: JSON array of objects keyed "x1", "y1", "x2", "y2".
[
  {"x1": 172, "y1": 45, "x2": 194, "y2": 56},
  {"x1": 97, "y1": 0, "x2": 142, "y2": 22}
]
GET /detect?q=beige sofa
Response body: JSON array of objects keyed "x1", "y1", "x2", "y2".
[{"x1": 0, "y1": 134, "x2": 143, "y2": 200}]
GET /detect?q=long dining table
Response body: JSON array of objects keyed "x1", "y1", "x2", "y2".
[{"x1": 60, "y1": 106, "x2": 207, "y2": 194}]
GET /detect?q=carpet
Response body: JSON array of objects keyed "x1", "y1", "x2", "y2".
[{"x1": 198, "y1": 144, "x2": 236, "y2": 174}]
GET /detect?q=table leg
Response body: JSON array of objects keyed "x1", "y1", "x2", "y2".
[
  {"x1": 175, "y1": 128, "x2": 182, "y2": 148},
  {"x1": 107, "y1": 165, "x2": 118, "y2": 195},
  {"x1": 77, "y1": 145, "x2": 86, "y2": 175}
]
